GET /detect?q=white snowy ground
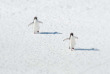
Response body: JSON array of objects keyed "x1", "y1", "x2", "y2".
[{"x1": 0, "y1": 0, "x2": 110, "y2": 74}]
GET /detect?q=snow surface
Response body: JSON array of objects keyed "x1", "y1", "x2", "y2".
[{"x1": 0, "y1": 0, "x2": 110, "y2": 74}]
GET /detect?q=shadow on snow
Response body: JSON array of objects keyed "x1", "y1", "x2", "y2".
[
  {"x1": 37, "y1": 32, "x2": 62, "y2": 34},
  {"x1": 74, "y1": 48, "x2": 99, "y2": 51}
]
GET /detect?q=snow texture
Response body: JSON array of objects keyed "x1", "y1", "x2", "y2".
[{"x1": 0, "y1": 0, "x2": 110, "y2": 74}]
